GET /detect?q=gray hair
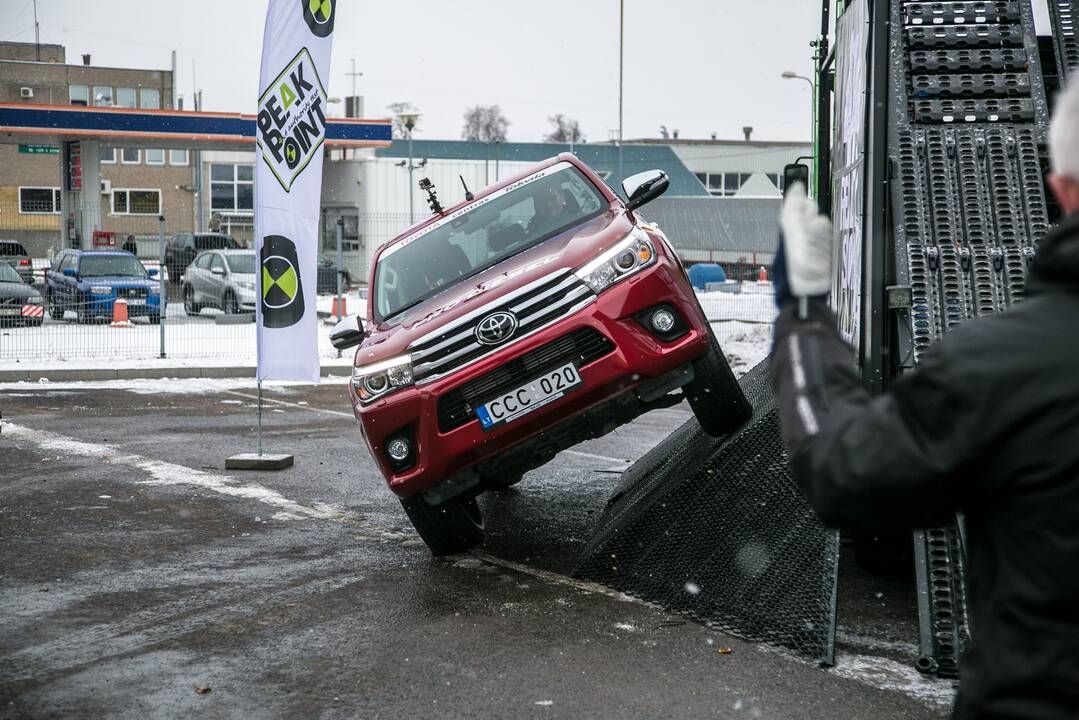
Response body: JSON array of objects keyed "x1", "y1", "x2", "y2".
[{"x1": 1050, "y1": 77, "x2": 1079, "y2": 182}]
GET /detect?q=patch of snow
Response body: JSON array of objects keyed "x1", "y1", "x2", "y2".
[
  {"x1": 614, "y1": 622, "x2": 640, "y2": 632},
  {"x1": 830, "y1": 653, "x2": 956, "y2": 708}
]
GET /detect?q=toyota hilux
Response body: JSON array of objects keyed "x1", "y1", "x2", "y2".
[{"x1": 332, "y1": 154, "x2": 751, "y2": 555}]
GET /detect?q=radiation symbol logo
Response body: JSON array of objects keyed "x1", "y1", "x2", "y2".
[
  {"x1": 284, "y1": 138, "x2": 301, "y2": 169},
  {"x1": 260, "y1": 235, "x2": 305, "y2": 328},
  {"x1": 302, "y1": 0, "x2": 334, "y2": 37}
]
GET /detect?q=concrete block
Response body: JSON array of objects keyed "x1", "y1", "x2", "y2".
[{"x1": 225, "y1": 453, "x2": 294, "y2": 470}]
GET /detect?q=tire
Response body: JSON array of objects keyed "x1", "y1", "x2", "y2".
[
  {"x1": 28, "y1": 317, "x2": 43, "y2": 328},
  {"x1": 223, "y1": 290, "x2": 239, "y2": 315},
  {"x1": 47, "y1": 292, "x2": 62, "y2": 320},
  {"x1": 400, "y1": 493, "x2": 484, "y2": 556},
  {"x1": 76, "y1": 294, "x2": 91, "y2": 324},
  {"x1": 183, "y1": 285, "x2": 201, "y2": 316},
  {"x1": 684, "y1": 325, "x2": 753, "y2": 437},
  {"x1": 148, "y1": 314, "x2": 161, "y2": 325}
]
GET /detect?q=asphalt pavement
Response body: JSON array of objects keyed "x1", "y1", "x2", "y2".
[{"x1": 0, "y1": 379, "x2": 954, "y2": 718}]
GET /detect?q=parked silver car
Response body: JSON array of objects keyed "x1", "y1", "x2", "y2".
[{"x1": 182, "y1": 249, "x2": 257, "y2": 315}]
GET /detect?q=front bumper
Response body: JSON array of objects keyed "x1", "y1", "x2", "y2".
[
  {"x1": 87, "y1": 294, "x2": 162, "y2": 318},
  {"x1": 350, "y1": 256, "x2": 710, "y2": 499}
]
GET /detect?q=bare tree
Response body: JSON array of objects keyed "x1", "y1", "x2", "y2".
[
  {"x1": 544, "y1": 114, "x2": 585, "y2": 144},
  {"x1": 387, "y1": 101, "x2": 418, "y2": 139},
  {"x1": 462, "y1": 105, "x2": 510, "y2": 142}
]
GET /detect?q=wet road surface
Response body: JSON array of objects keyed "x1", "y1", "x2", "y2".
[{"x1": 0, "y1": 379, "x2": 952, "y2": 718}]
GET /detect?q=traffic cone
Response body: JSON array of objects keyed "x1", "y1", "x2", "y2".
[
  {"x1": 329, "y1": 295, "x2": 347, "y2": 321},
  {"x1": 757, "y1": 266, "x2": 768, "y2": 283},
  {"x1": 110, "y1": 298, "x2": 132, "y2": 327}
]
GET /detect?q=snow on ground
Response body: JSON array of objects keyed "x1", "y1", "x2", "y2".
[{"x1": 712, "y1": 321, "x2": 773, "y2": 377}]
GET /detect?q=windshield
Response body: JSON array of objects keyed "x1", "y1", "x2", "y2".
[
  {"x1": 226, "y1": 254, "x2": 256, "y2": 274},
  {"x1": 374, "y1": 163, "x2": 605, "y2": 321},
  {"x1": 79, "y1": 255, "x2": 147, "y2": 277},
  {"x1": 195, "y1": 235, "x2": 238, "y2": 250},
  {"x1": 0, "y1": 261, "x2": 22, "y2": 283},
  {"x1": 0, "y1": 242, "x2": 28, "y2": 256}
]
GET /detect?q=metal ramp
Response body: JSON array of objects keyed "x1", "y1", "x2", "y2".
[
  {"x1": 574, "y1": 362, "x2": 840, "y2": 666},
  {"x1": 889, "y1": 0, "x2": 1054, "y2": 678}
]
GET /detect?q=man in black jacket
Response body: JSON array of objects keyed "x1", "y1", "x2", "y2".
[{"x1": 770, "y1": 78, "x2": 1079, "y2": 718}]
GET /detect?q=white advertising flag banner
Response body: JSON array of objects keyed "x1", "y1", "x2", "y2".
[{"x1": 255, "y1": 0, "x2": 335, "y2": 382}]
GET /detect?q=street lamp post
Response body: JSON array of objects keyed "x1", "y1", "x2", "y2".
[
  {"x1": 618, "y1": 0, "x2": 624, "y2": 190},
  {"x1": 396, "y1": 112, "x2": 421, "y2": 223},
  {"x1": 782, "y1": 71, "x2": 816, "y2": 196}
]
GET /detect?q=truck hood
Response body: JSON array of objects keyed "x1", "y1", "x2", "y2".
[
  {"x1": 0, "y1": 281, "x2": 38, "y2": 300},
  {"x1": 356, "y1": 208, "x2": 633, "y2": 365}
]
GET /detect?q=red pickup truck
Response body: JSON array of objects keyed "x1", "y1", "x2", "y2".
[{"x1": 332, "y1": 154, "x2": 751, "y2": 555}]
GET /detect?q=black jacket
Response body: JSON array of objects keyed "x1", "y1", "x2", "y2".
[{"x1": 770, "y1": 215, "x2": 1079, "y2": 719}]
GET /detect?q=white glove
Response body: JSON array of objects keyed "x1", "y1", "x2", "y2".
[{"x1": 780, "y1": 183, "x2": 834, "y2": 298}]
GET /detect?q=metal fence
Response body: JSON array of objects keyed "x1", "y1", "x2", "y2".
[{"x1": 1, "y1": 196, "x2": 775, "y2": 365}]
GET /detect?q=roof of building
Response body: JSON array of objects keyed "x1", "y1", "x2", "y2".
[
  {"x1": 638, "y1": 197, "x2": 782, "y2": 254},
  {"x1": 374, "y1": 139, "x2": 710, "y2": 197}
]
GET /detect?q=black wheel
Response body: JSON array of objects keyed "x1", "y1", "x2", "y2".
[
  {"x1": 183, "y1": 285, "x2": 201, "y2": 316},
  {"x1": 28, "y1": 317, "x2": 43, "y2": 328},
  {"x1": 148, "y1": 314, "x2": 161, "y2": 325},
  {"x1": 485, "y1": 472, "x2": 524, "y2": 491},
  {"x1": 223, "y1": 290, "x2": 239, "y2": 315},
  {"x1": 684, "y1": 325, "x2": 752, "y2": 437},
  {"x1": 47, "y1": 292, "x2": 62, "y2": 320},
  {"x1": 75, "y1": 295, "x2": 91, "y2": 324},
  {"x1": 400, "y1": 493, "x2": 484, "y2": 556}
]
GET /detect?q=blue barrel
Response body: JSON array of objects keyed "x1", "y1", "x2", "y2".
[{"x1": 687, "y1": 263, "x2": 727, "y2": 290}]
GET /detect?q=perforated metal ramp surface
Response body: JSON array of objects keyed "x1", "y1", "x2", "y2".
[
  {"x1": 574, "y1": 362, "x2": 840, "y2": 666},
  {"x1": 891, "y1": 0, "x2": 1052, "y2": 679}
]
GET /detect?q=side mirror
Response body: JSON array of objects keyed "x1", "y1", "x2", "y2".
[
  {"x1": 330, "y1": 313, "x2": 366, "y2": 350},
  {"x1": 63, "y1": 268, "x2": 77, "y2": 277},
  {"x1": 783, "y1": 163, "x2": 810, "y2": 197},
  {"x1": 622, "y1": 170, "x2": 669, "y2": 210},
  {"x1": 147, "y1": 268, "x2": 159, "y2": 277},
  {"x1": 211, "y1": 266, "x2": 226, "y2": 276}
]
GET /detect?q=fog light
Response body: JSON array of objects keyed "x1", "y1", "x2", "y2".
[
  {"x1": 386, "y1": 437, "x2": 410, "y2": 462},
  {"x1": 651, "y1": 308, "x2": 676, "y2": 333}
]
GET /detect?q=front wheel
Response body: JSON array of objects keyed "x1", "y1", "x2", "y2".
[
  {"x1": 684, "y1": 326, "x2": 753, "y2": 437},
  {"x1": 47, "y1": 293, "x2": 63, "y2": 320},
  {"x1": 222, "y1": 290, "x2": 239, "y2": 315},
  {"x1": 148, "y1": 314, "x2": 161, "y2": 325},
  {"x1": 183, "y1": 285, "x2": 201, "y2": 316},
  {"x1": 400, "y1": 493, "x2": 484, "y2": 556}
]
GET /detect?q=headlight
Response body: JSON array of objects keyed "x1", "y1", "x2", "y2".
[
  {"x1": 28, "y1": 294, "x2": 43, "y2": 305},
  {"x1": 574, "y1": 227, "x2": 656, "y2": 293},
  {"x1": 237, "y1": 281, "x2": 255, "y2": 291},
  {"x1": 90, "y1": 286, "x2": 112, "y2": 295},
  {"x1": 352, "y1": 355, "x2": 414, "y2": 403}
]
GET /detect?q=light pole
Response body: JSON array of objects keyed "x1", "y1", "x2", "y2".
[
  {"x1": 396, "y1": 112, "x2": 421, "y2": 223},
  {"x1": 617, "y1": 0, "x2": 624, "y2": 191},
  {"x1": 782, "y1": 71, "x2": 816, "y2": 196}
]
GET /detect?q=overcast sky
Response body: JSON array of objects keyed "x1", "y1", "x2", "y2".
[{"x1": 2, "y1": 1, "x2": 1055, "y2": 144}]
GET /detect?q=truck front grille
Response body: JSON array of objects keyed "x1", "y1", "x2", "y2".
[
  {"x1": 117, "y1": 287, "x2": 148, "y2": 299},
  {"x1": 436, "y1": 327, "x2": 615, "y2": 433},
  {"x1": 408, "y1": 269, "x2": 595, "y2": 385}
]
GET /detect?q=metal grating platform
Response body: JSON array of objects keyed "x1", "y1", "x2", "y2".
[
  {"x1": 574, "y1": 362, "x2": 840, "y2": 666},
  {"x1": 891, "y1": 0, "x2": 1050, "y2": 678},
  {"x1": 1050, "y1": 1, "x2": 1079, "y2": 79}
]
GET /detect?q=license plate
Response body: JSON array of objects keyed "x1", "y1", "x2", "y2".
[
  {"x1": 475, "y1": 363, "x2": 582, "y2": 429},
  {"x1": 0, "y1": 308, "x2": 19, "y2": 316},
  {"x1": 125, "y1": 298, "x2": 146, "y2": 306}
]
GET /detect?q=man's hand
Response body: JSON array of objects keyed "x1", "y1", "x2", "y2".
[{"x1": 775, "y1": 183, "x2": 834, "y2": 303}]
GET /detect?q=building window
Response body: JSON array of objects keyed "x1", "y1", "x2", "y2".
[
  {"x1": 767, "y1": 173, "x2": 784, "y2": 192},
  {"x1": 121, "y1": 148, "x2": 140, "y2": 164},
  {"x1": 18, "y1": 187, "x2": 61, "y2": 214},
  {"x1": 697, "y1": 172, "x2": 755, "y2": 198},
  {"x1": 169, "y1": 149, "x2": 189, "y2": 166},
  {"x1": 140, "y1": 88, "x2": 161, "y2": 109},
  {"x1": 145, "y1": 148, "x2": 165, "y2": 165},
  {"x1": 101, "y1": 146, "x2": 117, "y2": 164},
  {"x1": 69, "y1": 85, "x2": 89, "y2": 106},
  {"x1": 116, "y1": 87, "x2": 137, "y2": 108},
  {"x1": 210, "y1": 163, "x2": 254, "y2": 213},
  {"x1": 93, "y1": 86, "x2": 113, "y2": 106},
  {"x1": 111, "y1": 189, "x2": 161, "y2": 215}
]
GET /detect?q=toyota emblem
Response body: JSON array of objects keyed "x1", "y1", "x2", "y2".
[{"x1": 475, "y1": 311, "x2": 518, "y2": 346}]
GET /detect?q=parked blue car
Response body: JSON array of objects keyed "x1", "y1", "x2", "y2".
[{"x1": 45, "y1": 250, "x2": 162, "y2": 324}]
